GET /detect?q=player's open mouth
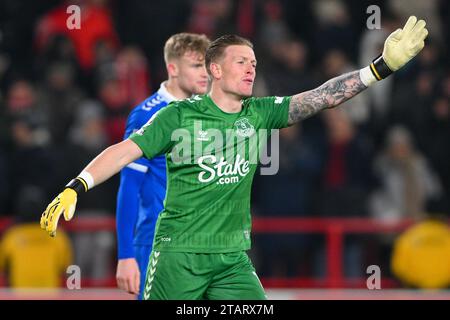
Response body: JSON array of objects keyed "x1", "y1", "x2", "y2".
[{"x1": 243, "y1": 79, "x2": 254, "y2": 84}]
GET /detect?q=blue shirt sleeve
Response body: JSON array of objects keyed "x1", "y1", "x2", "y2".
[
  {"x1": 116, "y1": 167, "x2": 146, "y2": 259},
  {"x1": 116, "y1": 101, "x2": 162, "y2": 259}
]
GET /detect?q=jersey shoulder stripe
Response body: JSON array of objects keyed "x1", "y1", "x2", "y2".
[
  {"x1": 174, "y1": 94, "x2": 209, "y2": 113},
  {"x1": 141, "y1": 93, "x2": 166, "y2": 111},
  {"x1": 125, "y1": 93, "x2": 169, "y2": 140}
]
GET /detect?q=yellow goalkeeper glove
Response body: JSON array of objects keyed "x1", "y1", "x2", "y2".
[
  {"x1": 40, "y1": 188, "x2": 77, "y2": 237},
  {"x1": 383, "y1": 16, "x2": 428, "y2": 71},
  {"x1": 40, "y1": 176, "x2": 89, "y2": 237},
  {"x1": 368, "y1": 16, "x2": 428, "y2": 81}
]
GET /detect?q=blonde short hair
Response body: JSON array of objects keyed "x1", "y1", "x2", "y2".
[{"x1": 164, "y1": 33, "x2": 210, "y2": 63}]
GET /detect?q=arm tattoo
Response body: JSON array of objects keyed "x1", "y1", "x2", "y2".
[{"x1": 287, "y1": 70, "x2": 367, "y2": 125}]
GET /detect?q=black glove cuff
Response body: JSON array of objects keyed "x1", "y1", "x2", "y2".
[
  {"x1": 370, "y1": 54, "x2": 394, "y2": 80},
  {"x1": 65, "y1": 177, "x2": 88, "y2": 195}
]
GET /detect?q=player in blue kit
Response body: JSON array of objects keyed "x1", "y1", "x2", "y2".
[{"x1": 115, "y1": 33, "x2": 210, "y2": 299}]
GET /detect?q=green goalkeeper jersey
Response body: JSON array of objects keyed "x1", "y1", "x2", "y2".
[{"x1": 130, "y1": 94, "x2": 290, "y2": 253}]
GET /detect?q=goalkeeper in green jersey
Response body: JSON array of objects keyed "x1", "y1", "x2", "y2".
[{"x1": 41, "y1": 16, "x2": 428, "y2": 299}]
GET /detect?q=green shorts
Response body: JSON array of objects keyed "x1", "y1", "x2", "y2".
[{"x1": 143, "y1": 250, "x2": 267, "y2": 300}]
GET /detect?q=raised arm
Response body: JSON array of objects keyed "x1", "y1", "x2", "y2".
[
  {"x1": 288, "y1": 16, "x2": 428, "y2": 126},
  {"x1": 40, "y1": 139, "x2": 143, "y2": 237},
  {"x1": 288, "y1": 71, "x2": 366, "y2": 125}
]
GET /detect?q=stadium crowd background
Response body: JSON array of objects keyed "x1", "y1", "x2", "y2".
[{"x1": 0, "y1": 0, "x2": 448, "y2": 288}]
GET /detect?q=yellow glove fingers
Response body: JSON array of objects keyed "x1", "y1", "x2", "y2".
[
  {"x1": 42, "y1": 188, "x2": 78, "y2": 236},
  {"x1": 402, "y1": 16, "x2": 417, "y2": 35},
  {"x1": 40, "y1": 212, "x2": 47, "y2": 229},
  {"x1": 64, "y1": 203, "x2": 76, "y2": 221},
  {"x1": 40, "y1": 208, "x2": 49, "y2": 229},
  {"x1": 40, "y1": 199, "x2": 58, "y2": 229},
  {"x1": 44, "y1": 202, "x2": 59, "y2": 232},
  {"x1": 62, "y1": 188, "x2": 77, "y2": 221},
  {"x1": 411, "y1": 29, "x2": 428, "y2": 54},
  {"x1": 376, "y1": 16, "x2": 427, "y2": 79},
  {"x1": 418, "y1": 28, "x2": 429, "y2": 42},
  {"x1": 411, "y1": 19, "x2": 426, "y2": 36},
  {"x1": 49, "y1": 211, "x2": 63, "y2": 237},
  {"x1": 46, "y1": 204, "x2": 64, "y2": 237}
]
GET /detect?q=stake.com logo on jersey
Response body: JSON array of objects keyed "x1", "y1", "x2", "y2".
[
  {"x1": 169, "y1": 120, "x2": 280, "y2": 184},
  {"x1": 198, "y1": 154, "x2": 250, "y2": 185}
]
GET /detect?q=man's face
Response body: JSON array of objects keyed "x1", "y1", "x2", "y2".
[
  {"x1": 215, "y1": 45, "x2": 257, "y2": 97},
  {"x1": 173, "y1": 51, "x2": 209, "y2": 95}
]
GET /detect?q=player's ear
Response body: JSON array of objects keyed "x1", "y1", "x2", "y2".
[
  {"x1": 167, "y1": 62, "x2": 179, "y2": 77},
  {"x1": 209, "y1": 62, "x2": 221, "y2": 79}
]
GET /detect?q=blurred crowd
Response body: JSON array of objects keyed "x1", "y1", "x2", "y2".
[{"x1": 0, "y1": 0, "x2": 448, "y2": 286}]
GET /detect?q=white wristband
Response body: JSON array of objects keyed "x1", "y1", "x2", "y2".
[
  {"x1": 78, "y1": 171, "x2": 95, "y2": 191},
  {"x1": 359, "y1": 66, "x2": 378, "y2": 87}
]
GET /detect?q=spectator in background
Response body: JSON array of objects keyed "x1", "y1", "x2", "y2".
[
  {"x1": 95, "y1": 46, "x2": 151, "y2": 108},
  {"x1": 93, "y1": 44, "x2": 152, "y2": 145},
  {"x1": 257, "y1": 0, "x2": 292, "y2": 52},
  {"x1": 311, "y1": 0, "x2": 357, "y2": 61},
  {"x1": 97, "y1": 78, "x2": 130, "y2": 144},
  {"x1": 109, "y1": 47, "x2": 151, "y2": 106},
  {"x1": 259, "y1": 39, "x2": 315, "y2": 98},
  {"x1": 113, "y1": 0, "x2": 192, "y2": 88},
  {"x1": 235, "y1": 0, "x2": 255, "y2": 39},
  {"x1": 370, "y1": 125, "x2": 442, "y2": 222},
  {"x1": 8, "y1": 112, "x2": 56, "y2": 206},
  {"x1": 2, "y1": 80, "x2": 47, "y2": 158},
  {"x1": 5, "y1": 80, "x2": 39, "y2": 117},
  {"x1": 34, "y1": 0, "x2": 120, "y2": 72},
  {"x1": 0, "y1": 186, "x2": 73, "y2": 288},
  {"x1": 317, "y1": 108, "x2": 373, "y2": 217},
  {"x1": 252, "y1": 0, "x2": 298, "y2": 98},
  {"x1": 276, "y1": 0, "x2": 316, "y2": 54},
  {"x1": 188, "y1": 0, "x2": 237, "y2": 39},
  {"x1": 34, "y1": 34, "x2": 81, "y2": 88},
  {"x1": 5, "y1": 80, "x2": 49, "y2": 144},
  {"x1": 39, "y1": 62, "x2": 86, "y2": 145}
]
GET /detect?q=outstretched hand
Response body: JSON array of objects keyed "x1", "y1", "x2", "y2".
[
  {"x1": 40, "y1": 188, "x2": 77, "y2": 237},
  {"x1": 383, "y1": 16, "x2": 428, "y2": 72}
]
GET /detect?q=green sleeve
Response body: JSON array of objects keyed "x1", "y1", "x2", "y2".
[
  {"x1": 129, "y1": 103, "x2": 182, "y2": 159},
  {"x1": 250, "y1": 96, "x2": 291, "y2": 129}
]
